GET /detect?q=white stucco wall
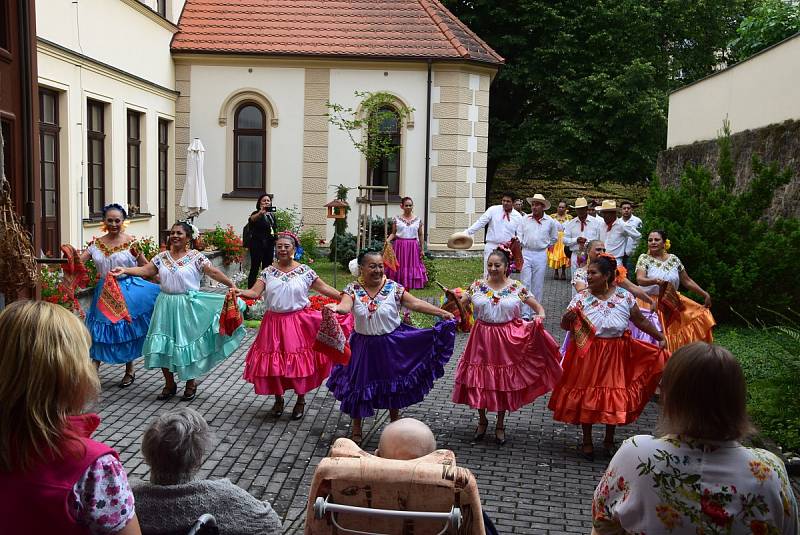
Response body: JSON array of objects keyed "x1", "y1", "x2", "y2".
[
  {"x1": 36, "y1": 0, "x2": 177, "y2": 247},
  {"x1": 187, "y1": 64, "x2": 306, "y2": 231},
  {"x1": 36, "y1": 0, "x2": 175, "y2": 89},
  {"x1": 667, "y1": 34, "x2": 800, "y2": 148},
  {"x1": 328, "y1": 67, "x2": 430, "y2": 239}
]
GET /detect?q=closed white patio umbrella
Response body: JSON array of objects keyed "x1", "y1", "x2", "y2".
[{"x1": 181, "y1": 138, "x2": 208, "y2": 219}]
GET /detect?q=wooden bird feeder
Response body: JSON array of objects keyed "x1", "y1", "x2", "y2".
[{"x1": 325, "y1": 198, "x2": 349, "y2": 219}]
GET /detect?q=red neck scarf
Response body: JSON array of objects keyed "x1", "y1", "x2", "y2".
[
  {"x1": 579, "y1": 217, "x2": 587, "y2": 231},
  {"x1": 606, "y1": 220, "x2": 614, "y2": 232},
  {"x1": 502, "y1": 210, "x2": 511, "y2": 221}
]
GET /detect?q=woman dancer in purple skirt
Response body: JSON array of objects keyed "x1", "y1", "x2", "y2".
[
  {"x1": 326, "y1": 248, "x2": 455, "y2": 444},
  {"x1": 385, "y1": 197, "x2": 428, "y2": 289}
]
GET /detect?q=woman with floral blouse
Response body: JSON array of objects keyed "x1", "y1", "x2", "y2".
[
  {"x1": 549, "y1": 254, "x2": 667, "y2": 460},
  {"x1": 237, "y1": 232, "x2": 352, "y2": 421},
  {"x1": 452, "y1": 247, "x2": 562, "y2": 446},
  {"x1": 635, "y1": 229, "x2": 715, "y2": 351},
  {"x1": 593, "y1": 342, "x2": 799, "y2": 535},
  {"x1": 326, "y1": 249, "x2": 455, "y2": 444}
]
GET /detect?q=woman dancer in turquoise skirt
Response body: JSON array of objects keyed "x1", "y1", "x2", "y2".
[
  {"x1": 111, "y1": 222, "x2": 246, "y2": 401},
  {"x1": 80, "y1": 203, "x2": 159, "y2": 387}
]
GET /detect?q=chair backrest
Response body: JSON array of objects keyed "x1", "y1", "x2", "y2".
[
  {"x1": 305, "y1": 439, "x2": 485, "y2": 535},
  {"x1": 186, "y1": 513, "x2": 219, "y2": 535}
]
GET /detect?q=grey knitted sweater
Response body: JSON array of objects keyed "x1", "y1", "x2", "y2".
[{"x1": 131, "y1": 478, "x2": 283, "y2": 535}]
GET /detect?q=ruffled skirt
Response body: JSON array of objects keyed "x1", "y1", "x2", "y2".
[
  {"x1": 143, "y1": 291, "x2": 246, "y2": 381},
  {"x1": 85, "y1": 276, "x2": 160, "y2": 364},
  {"x1": 327, "y1": 320, "x2": 456, "y2": 418},
  {"x1": 547, "y1": 231, "x2": 570, "y2": 269},
  {"x1": 453, "y1": 319, "x2": 562, "y2": 412},
  {"x1": 660, "y1": 293, "x2": 715, "y2": 352},
  {"x1": 548, "y1": 333, "x2": 669, "y2": 425},
  {"x1": 385, "y1": 238, "x2": 428, "y2": 289},
  {"x1": 243, "y1": 307, "x2": 353, "y2": 395}
]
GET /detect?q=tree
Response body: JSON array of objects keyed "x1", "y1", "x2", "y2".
[
  {"x1": 326, "y1": 91, "x2": 414, "y2": 191},
  {"x1": 729, "y1": 0, "x2": 800, "y2": 61},
  {"x1": 440, "y1": 0, "x2": 754, "y2": 189}
]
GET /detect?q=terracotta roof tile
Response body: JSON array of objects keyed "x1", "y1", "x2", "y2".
[{"x1": 172, "y1": 0, "x2": 503, "y2": 65}]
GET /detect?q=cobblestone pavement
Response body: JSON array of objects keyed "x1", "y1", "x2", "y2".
[{"x1": 93, "y1": 274, "x2": 659, "y2": 534}]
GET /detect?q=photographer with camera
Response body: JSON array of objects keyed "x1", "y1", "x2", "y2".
[{"x1": 245, "y1": 194, "x2": 278, "y2": 287}]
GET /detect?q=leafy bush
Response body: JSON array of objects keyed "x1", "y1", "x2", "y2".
[
  {"x1": 202, "y1": 225, "x2": 245, "y2": 265},
  {"x1": 136, "y1": 236, "x2": 159, "y2": 261},
  {"x1": 328, "y1": 232, "x2": 383, "y2": 269},
  {"x1": 638, "y1": 128, "x2": 800, "y2": 322},
  {"x1": 716, "y1": 323, "x2": 800, "y2": 451},
  {"x1": 422, "y1": 254, "x2": 438, "y2": 287},
  {"x1": 275, "y1": 206, "x2": 302, "y2": 234},
  {"x1": 298, "y1": 227, "x2": 323, "y2": 262}
]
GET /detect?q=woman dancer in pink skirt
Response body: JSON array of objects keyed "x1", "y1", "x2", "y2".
[
  {"x1": 452, "y1": 247, "x2": 562, "y2": 446},
  {"x1": 385, "y1": 197, "x2": 428, "y2": 289},
  {"x1": 237, "y1": 232, "x2": 352, "y2": 420}
]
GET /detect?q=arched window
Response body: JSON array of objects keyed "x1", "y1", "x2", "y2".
[
  {"x1": 233, "y1": 103, "x2": 266, "y2": 192},
  {"x1": 370, "y1": 106, "x2": 401, "y2": 197}
]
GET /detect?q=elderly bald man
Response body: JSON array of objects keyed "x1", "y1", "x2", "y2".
[
  {"x1": 375, "y1": 417, "x2": 437, "y2": 460},
  {"x1": 374, "y1": 418, "x2": 499, "y2": 534}
]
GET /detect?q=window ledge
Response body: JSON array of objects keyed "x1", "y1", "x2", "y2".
[
  {"x1": 362, "y1": 194, "x2": 403, "y2": 205},
  {"x1": 222, "y1": 190, "x2": 265, "y2": 199},
  {"x1": 82, "y1": 213, "x2": 154, "y2": 227}
]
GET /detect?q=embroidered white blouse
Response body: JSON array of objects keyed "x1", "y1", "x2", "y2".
[
  {"x1": 151, "y1": 250, "x2": 210, "y2": 294},
  {"x1": 344, "y1": 279, "x2": 405, "y2": 336},
  {"x1": 593, "y1": 435, "x2": 799, "y2": 535},
  {"x1": 568, "y1": 287, "x2": 636, "y2": 338},
  {"x1": 259, "y1": 264, "x2": 318, "y2": 313},
  {"x1": 394, "y1": 216, "x2": 421, "y2": 239},
  {"x1": 468, "y1": 279, "x2": 531, "y2": 324},
  {"x1": 636, "y1": 254, "x2": 684, "y2": 295},
  {"x1": 88, "y1": 239, "x2": 138, "y2": 277}
]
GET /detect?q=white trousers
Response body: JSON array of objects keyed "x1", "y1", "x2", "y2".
[{"x1": 520, "y1": 248, "x2": 548, "y2": 316}]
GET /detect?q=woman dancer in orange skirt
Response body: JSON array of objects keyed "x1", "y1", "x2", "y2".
[
  {"x1": 635, "y1": 229, "x2": 714, "y2": 351},
  {"x1": 549, "y1": 254, "x2": 667, "y2": 460}
]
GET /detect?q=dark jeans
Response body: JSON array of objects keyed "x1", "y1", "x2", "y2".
[{"x1": 247, "y1": 241, "x2": 275, "y2": 287}]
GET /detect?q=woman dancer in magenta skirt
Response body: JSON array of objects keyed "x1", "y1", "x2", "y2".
[
  {"x1": 385, "y1": 197, "x2": 428, "y2": 289},
  {"x1": 326, "y1": 248, "x2": 455, "y2": 444},
  {"x1": 452, "y1": 247, "x2": 562, "y2": 446},
  {"x1": 237, "y1": 232, "x2": 352, "y2": 420}
]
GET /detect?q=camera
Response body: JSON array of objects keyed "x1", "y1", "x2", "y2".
[{"x1": 267, "y1": 206, "x2": 277, "y2": 213}]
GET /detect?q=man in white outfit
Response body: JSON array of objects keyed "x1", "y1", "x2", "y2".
[
  {"x1": 620, "y1": 200, "x2": 643, "y2": 271},
  {"x1": 516, "y1": 194, "x2": 559, "y2": 316},
  {"x1": 597, "y1": 199, "x2": 641, "y2": 265},
  {"x1": 563, "y1": 197, "x2": 601, "y2": 269},
  {"x1": 464, "y1": 192, "x2": 523, "y2": 276}
]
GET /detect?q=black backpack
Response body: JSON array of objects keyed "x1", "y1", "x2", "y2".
[{"x1": 242, "y1": 222, "x2": 252, "y2": 248}]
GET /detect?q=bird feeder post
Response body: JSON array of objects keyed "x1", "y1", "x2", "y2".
[{"x1": 325, "y1": 198, "x2": 349, "y2": 287}]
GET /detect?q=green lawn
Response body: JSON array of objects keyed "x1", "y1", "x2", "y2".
[
  {"x1": 309, "y1": 256, "x2": 483, "y2": 296},
  {"x1": 715, "y1": 326, "x2": 800, "y2": 451}
]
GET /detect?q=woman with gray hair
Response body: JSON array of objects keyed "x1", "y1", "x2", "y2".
[{"x1": 132, "y1": 408, "x2": 282, "y2": 535}]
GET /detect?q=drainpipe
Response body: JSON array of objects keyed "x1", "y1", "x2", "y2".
[{"x1": 423, "y1": 59, "x2": 432, "y2": 250}]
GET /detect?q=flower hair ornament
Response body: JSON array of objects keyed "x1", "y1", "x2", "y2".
[
  {"x1": 276, "y1": 231, "x2": 304, "y2": 260},
  {"x1": 99, "y1": 203, "x2": 130, "y2": 233},
  {"x1": 597, "y1": 252, "x2": 627, "y2": 284},
  {"x1": 665, "y1": 238, "x2": 671, "y2": 251}
]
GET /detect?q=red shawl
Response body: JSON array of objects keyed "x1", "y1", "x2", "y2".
[
  {"x1": 658, "y1": 282, "x2": 685, "y2": 329},
  {"x1": 382, "y1": 241, "x2": 399, "y2": 272},
  {"x1": 313, "y1": 306, "x2": 351, "y2": 365},
  {"x1": 219, "y1": 289, "x2": 243, "y2": 336},
  {"x1": 97, "y1": 275, "x2": 131, "y2": 323},
  {"x1": 569, "y1": 306, "x2": 596, "y2": 359}
]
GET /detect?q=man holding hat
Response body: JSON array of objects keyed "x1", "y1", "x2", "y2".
[
  {"x1": 515, "y1": 194, "x2": 559, "y2": 312},
  {"x1": 463, "y1": 191, "x2": 523, "y2": 276},
  {"x1": 597, "y1": 199, "x2": 641, "y2": 265},
  {"x1": 563, "y1": 197, "x2": 601, "y2": 269}
]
